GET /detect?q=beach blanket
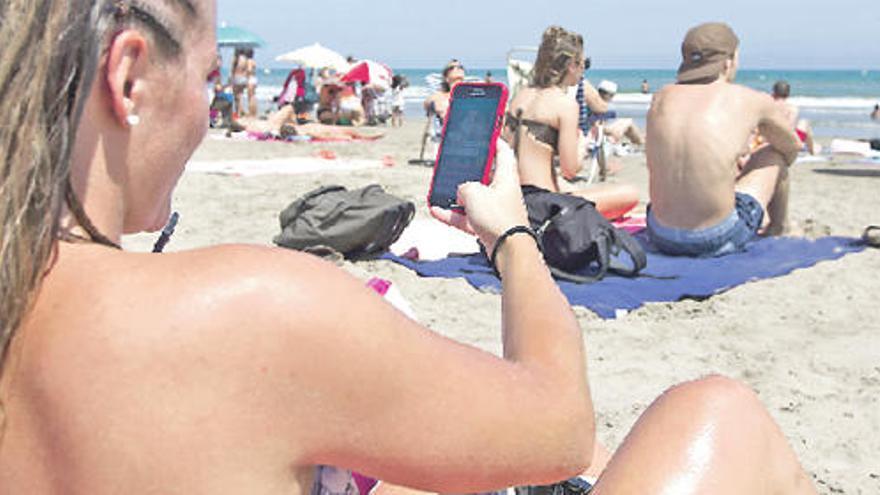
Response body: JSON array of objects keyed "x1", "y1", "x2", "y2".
[
  {"x1": 186, "y1": 157, "x2": 383, "y2": 177},
  {"x1": 389, "y1": 217, "x2": 647, "y2": 262},
  {"x1": 383, "y1": 234, "x2": 866, "y2": 319}
]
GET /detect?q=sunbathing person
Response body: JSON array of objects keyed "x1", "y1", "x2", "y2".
[
  {"x1": 420, "y1": 60, "x2": 466, "y2": 159},
  {"x1": 1, "y1": 2, "x2": 820, "y2": 494},
  {"x1": 646, "y1": 22, "x2": 802, "y2": 257},
  {"x1": 424, "y1": 59, "x2": 465, "y2": 122},
  {"x1": 240, "y1": 105, "x2": 384, "y2": 141},
  {"x1": 591, "y1": 80, "x2": 645, "y2": 147},
  {"x1": 503, "y1": 26, "x2": 639, "y2": 220}
]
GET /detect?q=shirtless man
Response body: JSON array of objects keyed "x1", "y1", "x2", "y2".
[
  {"x1": 646, "y1": 22, "x2": 801, "y2": 257},
  {"x1": 771, "y1": 80, "x2": 818, "y2": 155}
]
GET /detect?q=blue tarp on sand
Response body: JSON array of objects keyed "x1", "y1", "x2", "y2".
[{"x1": 383, "y1": 235, "x2": 866, "y2": 319}]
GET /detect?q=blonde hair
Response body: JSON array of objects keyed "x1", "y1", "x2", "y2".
[
  {"x1": 0, "y1": 0, "x2": 198, "y2": 432},
  {"x1": 532, "y1": 26, "x2": 584, "y2": 88}
]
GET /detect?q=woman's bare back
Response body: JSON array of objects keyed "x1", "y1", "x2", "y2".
[
  {"x1": 505, "y1": 87, "x2": 570, "y2": 190},
  {"x1": 0, "y1": 244, "x2": 323, "y2": 494}
]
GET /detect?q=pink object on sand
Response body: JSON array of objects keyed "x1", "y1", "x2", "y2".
[
  {"x1": 612, "y1": 215, "x2": 647, "y2": 235},
  {"x1": 352, "y1": 472, "x2": 379, "y2": 495},
  {"x1": 366, "y1": 277, "x2": 391, "y2": 296}
]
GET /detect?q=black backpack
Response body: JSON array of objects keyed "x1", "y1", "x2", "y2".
[
  {"x1": 522, "y1": 186, "x2": 646, "y2": 283},
  {"x1": 273, "y1": 184, "x2": 414, "y2": 259}
]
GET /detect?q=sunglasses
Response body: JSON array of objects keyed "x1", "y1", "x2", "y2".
[{"x1": 583, "y1": 57, "x2": 592, "y2": 71}]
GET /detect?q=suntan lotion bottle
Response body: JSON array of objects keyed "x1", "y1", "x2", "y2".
[{"x1": 365, "y1": 277, "x2": 418, "y2": 321}]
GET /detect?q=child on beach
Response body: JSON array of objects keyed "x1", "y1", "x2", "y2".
[{"x1": 0, "y1": 2, "x2": 818, "y2": 494}]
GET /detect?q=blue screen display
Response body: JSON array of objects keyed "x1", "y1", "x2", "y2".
[{"x1": 430, "y1": 87, "x2": 502, "y2": 208}]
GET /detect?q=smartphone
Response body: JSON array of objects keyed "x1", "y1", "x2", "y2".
[{"x1": 427, "y1": 82, "x2": 509, "y2": 210}]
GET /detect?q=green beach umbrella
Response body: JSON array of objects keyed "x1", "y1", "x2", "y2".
[{"x1": 216, "y1": 24, "x2": 265, "y2": 49}]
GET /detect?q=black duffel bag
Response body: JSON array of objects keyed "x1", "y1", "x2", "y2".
[
  {"x1": 274, "y1": 184, "x2": 414, "y2": 259},
  {"x1": 522, "y1": 185, "x2": 646, "y2": 283}
]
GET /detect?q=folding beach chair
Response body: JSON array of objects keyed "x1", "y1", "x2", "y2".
[
  {"x1": 506, "y1": 46, "x2": 537, "y2": 102},
  {"x1": 583, "y1": 123, "x2": 609, "y2": 183}
]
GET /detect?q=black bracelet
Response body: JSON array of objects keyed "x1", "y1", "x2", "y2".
[{"x1": 490, "y1": 225, "x2": 540, "y2": 279}]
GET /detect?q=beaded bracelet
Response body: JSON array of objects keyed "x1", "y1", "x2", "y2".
[{"x1": 490, "y1": 225, "x2": 541, "y2": 279}]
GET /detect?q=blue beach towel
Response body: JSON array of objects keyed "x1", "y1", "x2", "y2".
[{"x1": 383, "y1": 235, "x2": 866, "y2": 319}]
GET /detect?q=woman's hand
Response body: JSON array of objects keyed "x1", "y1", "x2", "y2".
[{"x1": 431, "y1": 140, "x2": 529, "y2": 254}]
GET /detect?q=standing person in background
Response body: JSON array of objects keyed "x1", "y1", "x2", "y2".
[
  {"x1": 485, "y1": 71, "x2": 495, "y2": 83},
  {"x1": 230, "y1": 47, "x2": 249, "y2": 119},
  {"x1": 871, "y1": 104, "x2": 880, "y2": 120},
  {"x1": 391, "y1": 75, "x2": 408, "y2": 128},
  {"x1": 641, "y1": 79, "x2": 650, "y2": 94},
  {"x1": 245, "y1": 48, "x2": 258, "y2": 118}
]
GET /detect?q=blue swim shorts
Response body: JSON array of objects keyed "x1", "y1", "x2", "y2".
[{"x1": 646, "y1": 192, "x2": 765, "y2": 257}]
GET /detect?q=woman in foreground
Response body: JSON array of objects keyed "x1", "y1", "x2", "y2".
[
  {"x1": 0, "y1": 1, "x2": 817, "y2": 494},
  {"x1": 504, "y1": 27, "x2": 639, "y2": 220}
]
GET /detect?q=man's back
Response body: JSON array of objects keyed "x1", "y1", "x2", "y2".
[{"x1": 648, "y1": 81, "x2": 774, "y2": 229}]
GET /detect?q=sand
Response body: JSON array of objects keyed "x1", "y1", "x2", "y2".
[{"x1": 123, "y1": 121, "x2": 879, "y2": 494}]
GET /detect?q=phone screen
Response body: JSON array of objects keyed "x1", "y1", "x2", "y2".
[{"x1": 429, "y1": 84, "x2": 506, "y2": 209}]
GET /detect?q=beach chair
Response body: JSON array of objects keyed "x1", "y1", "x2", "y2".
[
  {"x1": 583, "y1": 123, "x2": 609, "y2": 183},
  {"x1": 506, "y1": 47, "x2": 537, "y2": 102}
]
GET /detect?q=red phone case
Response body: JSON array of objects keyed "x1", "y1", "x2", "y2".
[{"x1": 426, "y1": 82, "x2": 509, "y2": 210}]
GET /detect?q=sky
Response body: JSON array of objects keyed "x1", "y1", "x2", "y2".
[{"x1": 217, "y1": 0, "x2": 880, "y2": 70}]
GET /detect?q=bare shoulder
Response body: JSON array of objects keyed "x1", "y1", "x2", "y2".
[
  {"x1": 35, "y1": 243, "x2": 371, "y2": 392},
  {"x1": 730, "y1": 83, "x2": 774, "y2": 107},
  {"x1": 135, "y1": 244, "x2": 355, "y2": 327},
  {"x1": 544, "y1": 89, "x2": 578, "y2": 117},
  {"x1": 648, "y1": 84, "x2": 675, "y2": 108},
  {"x1": 20, "y1": 245, "x2": 377, "y2": 466},
  {"x1": 42, "y1": 244, "x2": 360, "y2": 355}
]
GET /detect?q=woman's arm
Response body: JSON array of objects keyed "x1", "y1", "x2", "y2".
[
  {"x1": 558, "y1": 97, "x2": 584, "y2": 180},
  {"x1": 191, "y1": 147, "x2": 594, "y2": 492}
]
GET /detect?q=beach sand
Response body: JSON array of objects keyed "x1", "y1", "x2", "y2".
[{"x1": 124, "y1": 121, "x2": 879, "y2": 494}]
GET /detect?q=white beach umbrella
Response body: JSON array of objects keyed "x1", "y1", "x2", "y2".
[{"x1": 275, "y1": 43, "x2": 350, "y2": 72}]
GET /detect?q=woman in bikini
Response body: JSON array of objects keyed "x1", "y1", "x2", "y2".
[
  {"x1": 0, "y1": 2, "x2": 817, "y2": 494},
  {"x1": 230, "y1": 47, "x2": 249, "y2": 118},
  {"x1": 245, "y1": 48, "x2": 258, "y2": 118},
  {"x1": 504, "y1": 27, "x2": 639, "y2": 220}
]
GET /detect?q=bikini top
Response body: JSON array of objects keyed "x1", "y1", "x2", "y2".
[{"x1": 505, "y1": 111, "x2": 559, "y2": 153}]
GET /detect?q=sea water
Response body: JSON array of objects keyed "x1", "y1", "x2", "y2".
[{"x1": 247, "y1": 68, "x2": 880, "y2": 139}]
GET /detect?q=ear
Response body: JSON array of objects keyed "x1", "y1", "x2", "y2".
[{"x1": 104, "y1": 30, "x2": 149, "y2": 127}]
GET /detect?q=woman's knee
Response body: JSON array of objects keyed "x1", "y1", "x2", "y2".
[{"x1": 659, "y1": 375, "x2": 763, "y2": 420}]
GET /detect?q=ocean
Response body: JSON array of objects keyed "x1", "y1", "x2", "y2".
[{"x1": 248, "y1": 68, "x2": 880, "y2": 140}]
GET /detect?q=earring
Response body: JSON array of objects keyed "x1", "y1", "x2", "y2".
[{"x1": 126, "y1": 114, "x2": 141, "y2": 127}]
